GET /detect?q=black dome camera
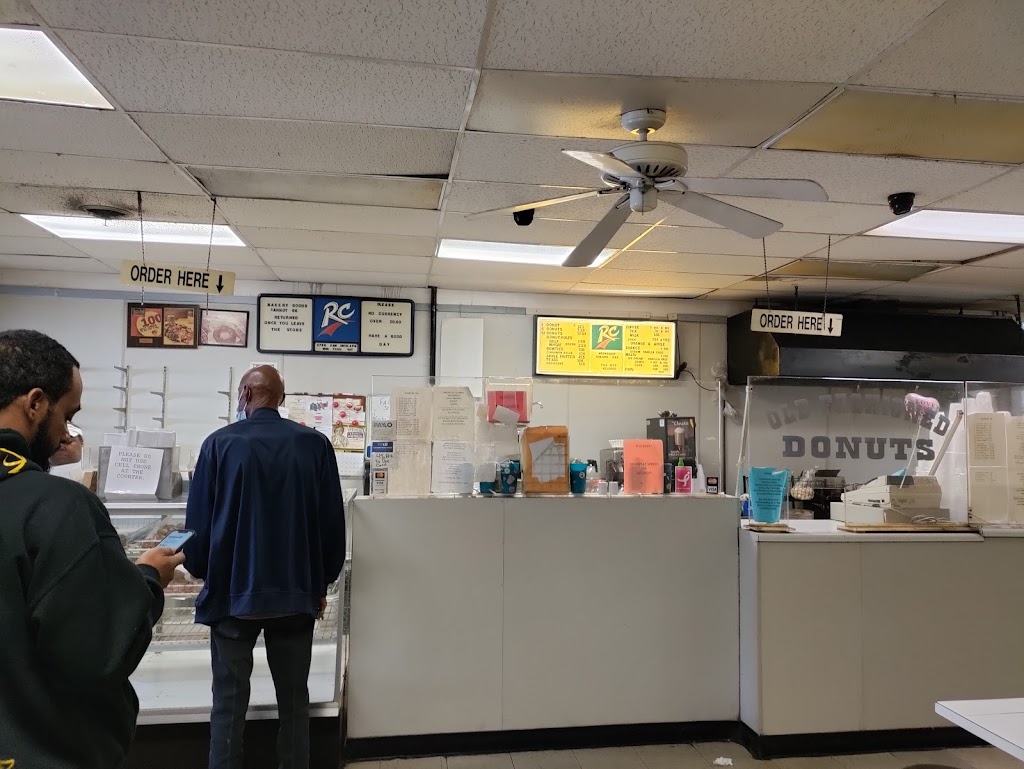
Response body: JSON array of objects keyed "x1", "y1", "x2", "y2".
[
  {"x1": 888, "y1": 192, "x2": 915, "y2": 216},
  {"x1": 513, "y1": 208, "x2": 535, "y2": 226}
]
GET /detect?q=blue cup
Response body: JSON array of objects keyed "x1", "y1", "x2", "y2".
[
  {"x1": 569, "y1": 462, "x2": 587, "y2": 494},
  {"x1": 499, "y1": 461, "x2": 518, "y2": 494},
  {"x1": 479, "y1": 481, "x2": 496, "y2": 495}
]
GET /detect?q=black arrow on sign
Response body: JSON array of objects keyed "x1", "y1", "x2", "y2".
[
  {"x1": 827, "y1": 317, "x2": 834, "y2": 334},
  {"x1": 216, "y1": 275, "x2": 224, "y2": 294}
]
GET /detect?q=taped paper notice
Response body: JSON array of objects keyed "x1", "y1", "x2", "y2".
[
  {"x1": 492, "y1": 405, "x2": 521, "y2": 426},
  {"x1": 431, "y1": 386, "x2": 476, "y2": 442},
  {"x1": 521, "y1": 425, "x2": 569, "y2": 492},
  {"x1": 430, "y1": 440, "x2": 475, "y2": 494}
]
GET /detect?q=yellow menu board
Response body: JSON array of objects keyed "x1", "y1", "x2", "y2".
[{"x1": 534, "y1": 316, "x2": 677, "y2": 379}]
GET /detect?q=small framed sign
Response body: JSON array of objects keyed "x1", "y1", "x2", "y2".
[
  {"x1": 200, "y1": 309, "x2": 249, "y2": 348},
  {"x1": 127, "y1": 303, "x2": 198, "y2": 349}
]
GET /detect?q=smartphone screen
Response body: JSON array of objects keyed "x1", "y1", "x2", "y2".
[{"x1": 157, "y1": 529, "x2": 195, "y2": 553}]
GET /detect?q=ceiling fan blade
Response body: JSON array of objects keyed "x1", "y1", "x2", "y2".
[
  {"x1": 661, "y1": 190, "x2": 782, "y2": 238},
  {"x1": 680, "y1": 177, "x2": 828, "y2": 202},
  {"x1": 564, "y1": 195, "x2": 631, "y2": 268},
  {"x1": 562, "y1": 150, "x2": 640, "y2": 179},
  {"x1": 465, "y1": 190, "x2": 604, "y2": 220}
]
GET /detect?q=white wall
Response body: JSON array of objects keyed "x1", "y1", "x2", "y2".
[{"x1": 0, "y1": 276, "x2": 740, "y2": 481}]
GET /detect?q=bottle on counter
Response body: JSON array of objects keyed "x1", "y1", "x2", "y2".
[{"x1": 674, "y1": 458, "x2": 693, "y2": 494}]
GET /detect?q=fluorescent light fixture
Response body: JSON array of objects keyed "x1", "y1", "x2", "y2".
[
  {"x1": 437, "y1": 239, "x2": 615, "y2": 267},
  {"x1": 22, "y1": 215, "x2": 246, "y2": 246},
  {"x1": 866, "y1": 210, "x2": 1024, "y2": 244},
  {"x1": 0, "y1": 29, "x2": 112, "y2": 109}
]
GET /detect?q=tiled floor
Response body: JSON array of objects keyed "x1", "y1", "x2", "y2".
[{"x1": 348, "y1": 744, "x2": 1024, "y2": 769}]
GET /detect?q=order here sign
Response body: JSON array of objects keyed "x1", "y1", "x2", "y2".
[
  {"x1": 120, "y1": 261, "x2": 236, "y2": 296},
  {"x1": 750, "y1": 308, "x2": 843, "y2": 337}
]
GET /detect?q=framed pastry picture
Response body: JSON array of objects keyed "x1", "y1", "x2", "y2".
[
  {"x1": 200, "y1": 309, "x2": 249, "y2": 348},
  {"x1": 127, "y1": 303, "x2": 198, "y2": 349}
]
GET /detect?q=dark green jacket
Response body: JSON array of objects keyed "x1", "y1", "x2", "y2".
[{"x1": 0, "y1": 429, "x2": 164, "y2": 768}]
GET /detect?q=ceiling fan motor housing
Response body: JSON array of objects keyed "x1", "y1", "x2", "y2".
[
  {"x1": 629, "y1": 186, "x2": 658, "y2": 213},
  {"x1": 610, "y1": 142, "x2": 688, "y2": 180}
]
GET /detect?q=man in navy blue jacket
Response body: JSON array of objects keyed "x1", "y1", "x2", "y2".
[{"x1": 185, "y1": 365, "x2": 345, "y2": 769}]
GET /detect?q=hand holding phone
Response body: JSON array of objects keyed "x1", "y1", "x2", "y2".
[
  {"x1": 156, "y1": 529, "x2": 195, "y2": 554},
  {"x1": 136, "y1": 547, "x2": 186, "y2": 589}
]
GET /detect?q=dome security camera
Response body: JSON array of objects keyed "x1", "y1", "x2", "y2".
[{"x1": 888, "y1": 192, "x2": 915, "y2": 216}]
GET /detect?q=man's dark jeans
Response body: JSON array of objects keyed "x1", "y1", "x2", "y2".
[{"x1": 209, "y1": 615, "x2": 315, "y2": 769}]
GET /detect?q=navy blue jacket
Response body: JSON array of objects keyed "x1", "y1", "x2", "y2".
[{"x1": 184, "y1": 408, "x2": 345, "y2": 625}]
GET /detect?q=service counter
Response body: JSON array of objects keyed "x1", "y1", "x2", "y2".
[
  {"x1": 740, "y1": 520, "x2": 1024, "y2": 743},
  {"x1": 347, "y1": 494, "x2": 741, "y2": 744}
]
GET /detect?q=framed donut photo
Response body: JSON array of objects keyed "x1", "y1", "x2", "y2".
[
  {"x1": 200, "y1": 309, "x2": 249, "y2": 348},
  {"x1": 127, "y1": 303, "x2": 199, "y2": 349}
]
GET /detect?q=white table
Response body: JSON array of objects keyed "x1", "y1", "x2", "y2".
[{"x1": 936, "y1": 699, "x2": 1024, "y2": 761}]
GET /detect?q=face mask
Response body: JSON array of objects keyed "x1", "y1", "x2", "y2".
[{"x1": 235, "y1": 395, "x2": 247, "y2": 423}]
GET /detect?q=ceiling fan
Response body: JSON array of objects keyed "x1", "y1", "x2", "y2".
[{"x1": 467, "y1": 108, "x2": 828, "y2": 267}]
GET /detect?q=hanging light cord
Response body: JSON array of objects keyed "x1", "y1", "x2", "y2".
[
  {"x1": 822, "y1": 234, "x2": 832, "y2": 317},
  {"x1": 205, "y1": 197, "x2": 217, "y2": 309},
  {"x1": 137, "y1": 191, "x2": 146, "y2": 307},
  {"x1": 762, "y1": 237, "x2": 771, "y2": 309}
]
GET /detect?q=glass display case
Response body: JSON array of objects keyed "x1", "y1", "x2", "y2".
[
  {"x1": 107, "y1": 490, "x2": 352, "y2": 720},
  {"x1": 962, "y1": 382, "x2": 1024, "y2": 525},
  {"x1": 740, "y1": 377, "x2": 969, "y2": 525}
]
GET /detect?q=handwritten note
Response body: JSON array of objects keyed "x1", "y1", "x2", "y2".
[
  {"x1": 104, "y1": 446, "x2": 162, "y2": 496},
  {"x1": 387, "y1": 441, "x2": 431, "y2": 496}
]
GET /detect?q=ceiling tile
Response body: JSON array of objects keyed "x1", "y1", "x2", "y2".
[
  {"x1": 0, "y1": 235, "x2": 87, "y2": 257},
  {"x1": 440, "y1": 212, "x2": 651, "y2": 249},
  {"x1": 34, "y1": 0, "x2": 488, "y2": 67},
  {"x1": 135, "y1": 114, "x2": 457, "y2": 176},
  {"x1": 808, "y1": 235, "x2": 1004, "y2": 262},
  {"x1": 972, "y1": 247, "x2": 1024, "y2": 269},
  {"x1": 0, "y1": 101, "x2": 162, "y2": 160},
  {"x1": 430, "y1": 276, "x2": 578, "y2": 294},
  {"x1": 865, "y1": 282, "x2": 1012, "y2": 301},
  {"x1": 0, "y1": 150, "x2": 199, "y2": 195},
  {"x1": 714, "y1": 198, "x2": 895, "y2": 234},
  {"x1": 219, "y1": 199, "x2": 440, "y2": 236},
  {"x1": 0, "y1": 212, "x2": 49, "y2": 237},
  {"x1": 701, "y1": 288, "x2": 764, "y2": 301},
  {"x1": 468, "y1": 70, "x2": 831, "y2": 147},
  {"x1": 77, "y1": 241, "x2": 263, "y2": 266},
  {"x1": 728, "y1": 149, "x2": 1007, "y2": 205},
  {"x1": 60, "y1": 33, "x2": 473, "y2": 129},
  {"x1": 258, "y1": 250, "x2": 430, "y2": 273},
  {"x1": 606, "y1": 251, "x2": 789, "y2": 275},
  {"x1": 241, "y1": 228, "x2": 435, "y2": 256},
  {"x1": 635, "y1": 225, "x2": 828, "y2": 257},
  {"x1": 910, "y1": 265, "x2": 1024, "y2": 289},
  {"x1": 0, "y1": 0, "x2": 35, "y2": 23},
  {"x1": 0, "y1": 254, "x2": 112, "y2": 272},
  {"x1": 484, "y1": 0, "x2": 944, "y2": 81},
  {"x1": 934, "y1": 168, "x2": 1024, "y2": 214},
  {"x1": 581, "y1": 269, "x2": 740, "y2": 290},
  {"x1": 569, "y1": 284, "x2": 706, "y2": 298},
  {"x1": 429, "y1": 259, "x2": 589, "y2": 282},
  {"x1": 271, "y1": 267, "x2": 429, "y2": 287},
  {"x1": 0, "y1": 185, "x2": 222, "y2": 222},
  {"x1": 229, "y1": 264, "x2": 279, "y2": 280},
  {"x1": 728, "y1": 277, "x2": 891, "y2": 297},
  {"x1": 190, "y1": 168, "x2": 442, "y2": 209},
  {"x1": 454, "y1": 133, "x2": 748, "y2": 186},
  {"x1": 856, "y1": 0, "x2": 1024, "y2": 98}
]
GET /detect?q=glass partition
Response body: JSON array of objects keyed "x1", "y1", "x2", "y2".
[
  {"x1": 963, "y1": 382, "x2": 1024, "y2": 525},
  {"x1": 742, "y1": 377, "x2": 968, "y2": 524}
]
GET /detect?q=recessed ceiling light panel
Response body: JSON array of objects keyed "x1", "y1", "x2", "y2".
[
  {"x1": 437, "y1": 239, "x2": 614, "y2": 267},
  {"x1": 866, "y1": 210, "x2": 1024, "y2": 244},
  {"x1": 0, "y1": 29, "x2": 112, "y2": 109},
  {"x1": 22, "y1": 214, "x2": 245, "y2": 246}
]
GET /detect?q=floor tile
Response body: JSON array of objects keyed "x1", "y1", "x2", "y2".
[
  {"x1": 833, "y1": 753, "x2": 905, "y2": 769},
  {"x1": 512, "y1": 752, "x2": 582, "y2": 769},
  {"x1": 348, "y1": 763, "x2": 382, "y2": 769},
  {"x1": 771, "y1": 758, "x2": 842, "y2": 769},
  {"x1": 635, "y1": 744, "x2": 712, "y2": 769},
  {"x1": 381, "y1": 759, "x2": 446, "y2": 769},
  {"x1": 574, "y1": 747, "x2": 647, "y2": 769},
  {"x1": 891, "y1": 750, "x2": 974, "y2": 769},
  {"x1": 694, "y1": 743, "x2": 759, "y2": 767},
  {"x1": 448, "y1": 756, "x2": 514, "y2": 769},
  {"x1": 953, "y1": 747, "x2": 1024, "y2": 769}
]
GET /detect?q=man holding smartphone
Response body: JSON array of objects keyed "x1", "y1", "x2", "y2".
[
  {"x1": 185, "y1": 365, "x2": 345, "y2": 769},
  {"x1": 0, "y1": 330, "x2": 184, "y2": 769}
]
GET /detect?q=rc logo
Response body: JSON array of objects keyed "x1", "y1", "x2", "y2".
[{"x1": 320, "y1": 301, "x2": 356, "y2": 337}]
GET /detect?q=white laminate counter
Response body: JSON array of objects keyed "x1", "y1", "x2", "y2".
[
  {"x1": 347, "y1": 494, "x2": 740, "y2": 740},
  {"x1": 741, "y1": 523, "x2": 1024, "y2": 737}
]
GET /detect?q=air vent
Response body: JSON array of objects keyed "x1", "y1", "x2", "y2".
[{"x1": 79, "y1": 204, "x2": 131, "y2": 220}]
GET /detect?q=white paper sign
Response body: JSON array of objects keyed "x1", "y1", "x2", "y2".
[
  {"x1": 361, "y1": 301, "x2": 414, "y2": 354},
  {"x1": 430, "y1": 440, "x2": 475, "y2": 494},
  {"x1": 105, "y1": 446, "x2": 162, "y2": 495},
  {"x1": 387, "y1": 441, "x2": 431, "y2": 496},
  {"x1": 259, "y1": 296, "x2": 314, "y2": 352},
  {"x1": 393, "y1": 387, "x2": 432, "y2": 441},
  {"x1": 431, "y1": 386, "x2": 476, "y2": 442}
]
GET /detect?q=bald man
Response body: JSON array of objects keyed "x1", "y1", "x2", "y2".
[{"x1": 184, "y1": 366, "x2": 345, "y2": 769}]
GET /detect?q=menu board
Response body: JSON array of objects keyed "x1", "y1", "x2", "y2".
[
  {"x1": 257, "y1": 294, "x2": 414, "y2": 356},
  {"x1": 533, "y1": 316, "x2": 677, "y2": 379}
]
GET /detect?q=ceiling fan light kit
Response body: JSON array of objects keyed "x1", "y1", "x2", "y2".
[{"x1": 468, "y1": 108, "x2": 829, "y2": 267}]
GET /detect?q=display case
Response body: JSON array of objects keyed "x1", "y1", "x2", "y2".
[
  {"x1": 108, "y1": 492, "x2": 352, "y2": 722},
  {"x1": 740, "y1": 377, "x2": 969, "y2": 525}
]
